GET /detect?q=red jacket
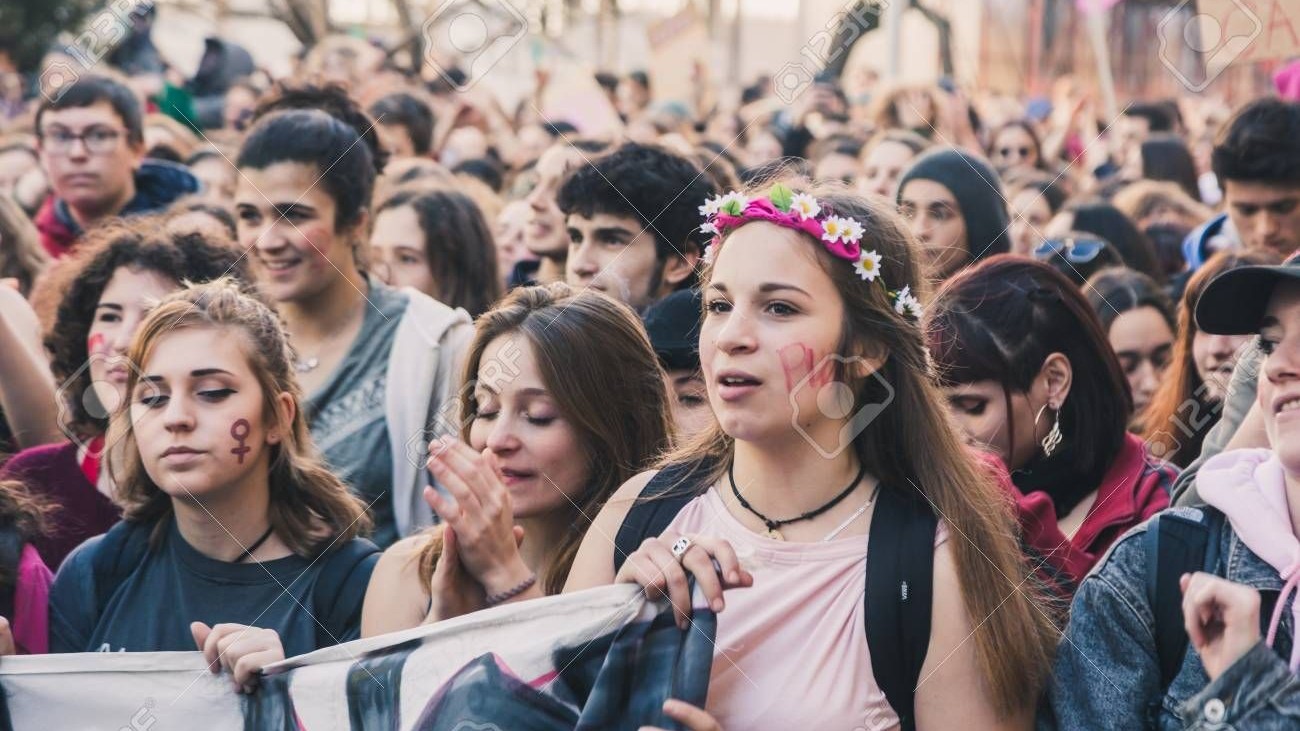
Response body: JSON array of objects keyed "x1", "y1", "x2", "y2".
[
  {"x1": 1006, "y1": 433, "x2": 1174, "y2": 599},
  {"x1": 33, "y1": 195, "x2": 78, "y2": 259}
]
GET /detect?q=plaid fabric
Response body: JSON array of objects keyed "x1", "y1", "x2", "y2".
[{"x1": 0, "y1": 585, "x2": 714, "y2": 731}]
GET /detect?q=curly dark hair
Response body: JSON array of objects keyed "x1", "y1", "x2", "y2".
[
  {"x1": 556, "y1": 142, "x2": 718, "y2": 265},
  {"x1": 45, "y1": 219, "x2": 251, "y2": 438}
]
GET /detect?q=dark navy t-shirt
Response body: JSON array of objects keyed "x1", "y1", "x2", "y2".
[{"x1": 48, "y1": 518, "x2": 376, "y2": 656}]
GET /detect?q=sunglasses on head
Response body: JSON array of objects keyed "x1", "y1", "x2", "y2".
[{"x1": 1033, "y1": 237, "x2": 1108, "y2": 264}]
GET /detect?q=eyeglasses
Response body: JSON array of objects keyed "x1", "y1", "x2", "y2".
[
  {"x1": 40, "y1": 127, "x2": 125, "y2": 155},
  {"x1": 998, "y1": 146, "x2": 1031, "y2": 159},
  {"x1": 1033, "y1": 237, "x2": 1108, "y2": 264}
]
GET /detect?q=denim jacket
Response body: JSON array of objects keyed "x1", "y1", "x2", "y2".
[{"x1": 1041, "y1": 507, "x2": 1300, "y2": 729}]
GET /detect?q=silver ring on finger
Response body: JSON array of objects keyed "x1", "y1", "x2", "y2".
[{"x1": 670, "y1": 536, "x2": 693, "y2": 563}]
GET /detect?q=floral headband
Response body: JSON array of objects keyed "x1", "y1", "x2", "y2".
[{"x1": 699, "y1": 183, "x2": 922, "y2": 319}]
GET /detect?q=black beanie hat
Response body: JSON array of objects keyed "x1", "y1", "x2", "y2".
[
  {"x1": 896, "y1": 147, "x2": 1011, "y2": 261},
  {"x1": 641, "y1": 289, "x2": 702, "y2": 371}
]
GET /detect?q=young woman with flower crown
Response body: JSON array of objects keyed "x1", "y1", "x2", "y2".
[{"x1": 565, "y1": 182, "x2": 1056, "y2": 730}]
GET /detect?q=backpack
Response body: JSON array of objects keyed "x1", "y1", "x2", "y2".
[
  {"x1": 612, "y1": 461, "x2": 938, "y2": 730},
  {"x1": 91, "y1": 520, "x2": 380, "y2": 648},
  {"x1": 1143, "y1": 509, "x2": 1225, "y2": 725}
]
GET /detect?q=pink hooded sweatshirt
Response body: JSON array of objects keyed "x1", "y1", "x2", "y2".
[{"x1": 1199, "y1": 448, "x2": 1300, "y2": 673}]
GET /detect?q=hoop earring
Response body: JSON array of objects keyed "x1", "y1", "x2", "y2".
[{"x1": 1035, "y1": 403, "x2": 1063, "y2": 458}]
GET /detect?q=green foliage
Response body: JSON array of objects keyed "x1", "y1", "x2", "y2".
[
  {"x1": 0, "y1": 0, "x2": 102, "y2": 73},
  {"x1": 768, "y1": 182, "x2": 794, "y2": 212}
]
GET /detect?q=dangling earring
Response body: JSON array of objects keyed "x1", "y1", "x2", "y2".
[{"x1": 1035, "y1": 403, "x2": 1063, "y2": 457}]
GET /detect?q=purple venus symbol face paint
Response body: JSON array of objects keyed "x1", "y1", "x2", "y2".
[{"x1": 230, "y1": 419, "x2": 251, "y2": 464}]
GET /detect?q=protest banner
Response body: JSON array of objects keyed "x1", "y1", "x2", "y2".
[{"x1": 0, "y1": 585, "x2": 714, "y2": 731}]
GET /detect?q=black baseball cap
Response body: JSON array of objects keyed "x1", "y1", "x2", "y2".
[
  {"x1": 641, "y1": 289, "x2": 702, "y2": 371},
  {"x1": 1196, "y1": 253, "x2": 1300, "y2": 335}
]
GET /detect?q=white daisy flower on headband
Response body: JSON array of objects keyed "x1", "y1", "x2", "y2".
[
  {"x1": 699, "y1": 195, "x2": 722, "y2": 218},
  {"x1": 701, "y1": 221, "x2": 718, "y2": 235},
  {"x1": 894, "y1": 285, "x2": 922, "y2": 318},
  {"x1": 790, "y1": 193, "x2": 821, "y2": 220},
  {"x1": 718, "y1": 192, "x2": 750, "y2": 215},
  {"x1": 821, "y1": 216, "x2": 846, "y2": 243},
  {"x1": 702, "y1": 242, "x2": 718, "y2": 265},
  {"x1": 840, "y1": 217, "x2": 865, "y2": 245},
  {"x1": 854, "y1": 250, "x2": 883, "y2": 282}
]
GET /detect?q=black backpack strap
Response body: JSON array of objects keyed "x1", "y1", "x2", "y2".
[
  {"x1": 612, "y1": 461, "x2": 712, "y2": 574},
  {"x1": 92, "y1": 521, "x2": 152, "y2": 618},
  {"x1": 864, "y1": 483, "x2": 938, "y2": 731},
  {"x1": 312, "y1": 538, "x2": 381, "y2": 647},
  {"x1": 1144, "y1": 510, "x2": 1224, "y2": 699}
]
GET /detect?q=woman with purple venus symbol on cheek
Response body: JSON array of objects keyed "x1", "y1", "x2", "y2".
[
  {"x1": 230, "y1": 418, "x2": 251, "y2": 464},
  {"x1": 46, "y1": 279, "x2": 379, "y2": 697}
]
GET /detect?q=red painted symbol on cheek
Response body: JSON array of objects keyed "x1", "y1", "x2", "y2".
[
  {"x1": 230, "y1": 419, "x2": 251, "y2": 464},
  {"x1": 87, "y1": 333, "x2": 107, "y2": 356},
  {"x1": 779, "y1": 343, "x2": 836, "y2": 393}
]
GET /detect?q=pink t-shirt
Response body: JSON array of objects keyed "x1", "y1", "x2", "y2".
[
  {"x1": 663, "y1": 487, "x2": 946, "y2": 731},
  {"x1": 14, "y1": 543, "x2": 52, "y2": 655}
]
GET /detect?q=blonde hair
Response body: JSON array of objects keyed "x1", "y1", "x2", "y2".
[
  {"x1": 661, "y1": 181, "x2": 1057, "y2": 717},
  {"x1": 110, "y1": 278, "x2": 371, "y2": 555}
]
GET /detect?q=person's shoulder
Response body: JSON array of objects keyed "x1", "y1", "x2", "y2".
[
  {"x1": 322, "y1": 535, "x2": 382, "y2": 565},
  {"x1": 391, "y1": 286, "x2": 472, "y2": 343},
  {"x1": 314, "y1": 535, "x2": 383, "y2": 596},
  {"x1": 379, "y1": 531, "x2": 436, "y2": 568},
  {"x1": 611, "y1": 469, "x2": 662, "y2": 504},
  {"x1": 51, "y1": 529, "x2": 112, "y2": 584},
  {"x1": 5, "y1": 441, "x2": 76, "y2": 468},
  {"x1": 4, "y1": 440, "x2": 77, "y2": 472},
  {"x1": 1090, "y1": 507, "x2": 1212, "y2": 585}
]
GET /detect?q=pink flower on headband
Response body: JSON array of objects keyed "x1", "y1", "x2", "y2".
[{"x1": 713, "y1": 198, "x2": 826, "y2": 244}]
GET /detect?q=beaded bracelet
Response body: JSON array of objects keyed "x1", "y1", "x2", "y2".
[{"x1": 485, "y1": 573, "x2": 538, "y2": 607}]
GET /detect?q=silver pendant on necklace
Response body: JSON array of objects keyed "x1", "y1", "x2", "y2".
[{"x1": 294, "y1": 356, "x2": 320, "y2": 374}]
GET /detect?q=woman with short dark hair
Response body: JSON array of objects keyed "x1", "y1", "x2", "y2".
[
  {"x1": 926, "y1": 256, "x2": 1175, "y2": 587},
  {"x1": 234, "y1": 87, "x2": 473, "y2": 548}
]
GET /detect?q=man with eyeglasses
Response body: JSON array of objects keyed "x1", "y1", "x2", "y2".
[{"x1": 33, "y1": 75, "x2": 199, "y2": 258}]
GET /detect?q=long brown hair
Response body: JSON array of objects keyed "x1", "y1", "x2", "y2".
[
  {"x1": 1139, "y1": 249, "x2": 1279, "y2": 466},
  {"x1": 420, "y1": 282, "x2": 673, "y2": 594},
  {"x1": 661, "y1": 183, "x2": 1056, "y2": 717},
  {"x1": 109, "y1": 278, "x2": 371, "y2": 556}
]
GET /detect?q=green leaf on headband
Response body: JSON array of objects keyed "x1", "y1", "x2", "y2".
[{"x1": 769, "y1": 183, "x2": 794, "y2": 212}]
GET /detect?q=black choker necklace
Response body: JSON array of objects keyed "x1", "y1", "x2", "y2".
[
  {"x1": 729, "y1": 460, "x2": 869, "y2": 540},
  {"x1": 238, "y1": 525, "x2": 275, "y2": 563}
]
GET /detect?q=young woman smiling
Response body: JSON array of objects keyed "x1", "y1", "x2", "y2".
[{"x1": 234, "y1": 88, "x2": 472, "y2": 548}]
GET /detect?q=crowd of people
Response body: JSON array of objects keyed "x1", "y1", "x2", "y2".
[{"x1": 1, "y1": 15, "x2": 1300, "y2": 729}]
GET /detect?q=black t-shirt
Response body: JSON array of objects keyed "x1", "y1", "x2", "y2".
[{"x1": 49, "y1": 517, "x2": 376, "y2": 655}]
